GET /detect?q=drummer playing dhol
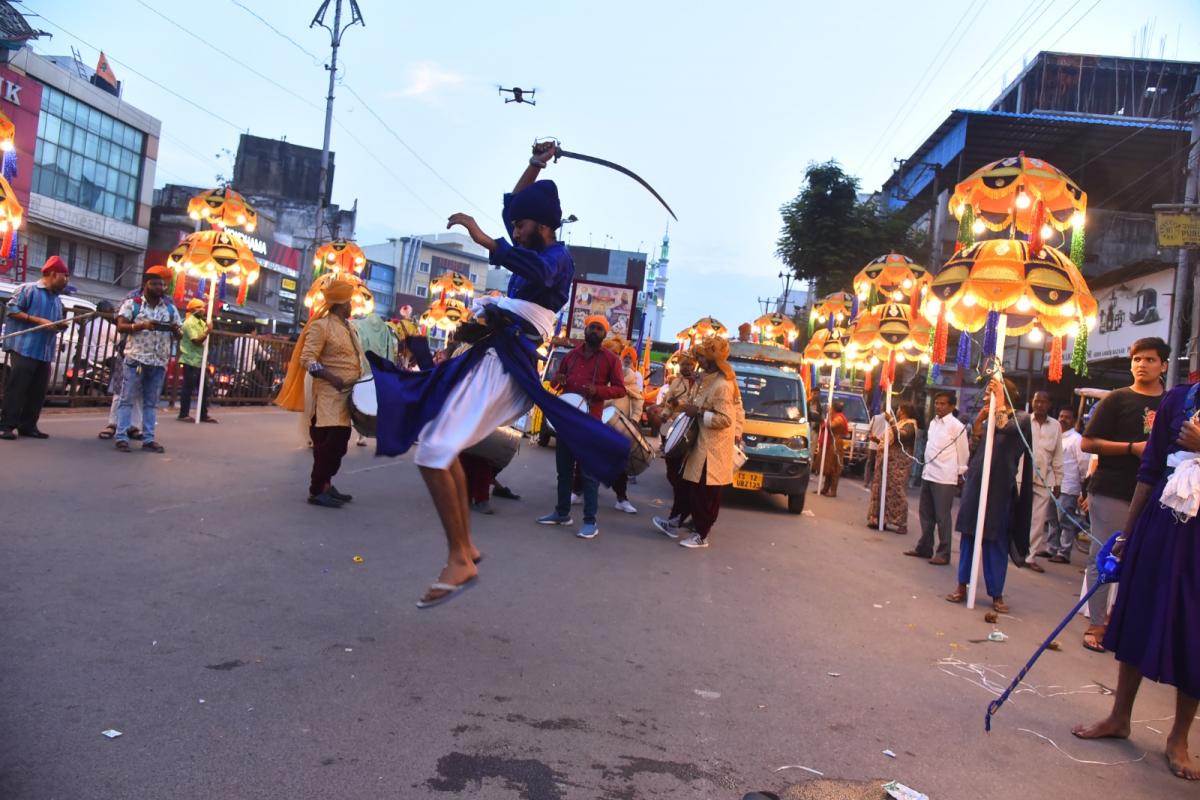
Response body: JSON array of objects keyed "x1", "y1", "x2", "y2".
[{"x1": 536, "y1": 316, "x2": 626, "y2": 539}]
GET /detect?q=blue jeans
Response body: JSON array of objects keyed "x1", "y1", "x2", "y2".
[
  {"x1": 116, "y1": 360, "x2": 165, "y2": 443},
  {"x1": 556, "y1": 439, "x2": 598, "y2": 524}
]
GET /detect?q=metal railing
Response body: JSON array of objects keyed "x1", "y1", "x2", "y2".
[{"x1": 0, "y1": 305, "x2": 295, "y2": 407}]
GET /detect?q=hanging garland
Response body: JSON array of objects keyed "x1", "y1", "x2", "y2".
[
  {"x1": 932, "y1": 306, "x2": 949, "y2": 364},
  {"x1": 981, "y1": 310, "x2": 1000, "y2": 360},
  {"x1": 1070, "y1": 221, "x2": 1085, "y2": 268},
  {"x1": 956, "y1": 205, "x2": 975, "y2": 252},
  {"x1": 2, "y1": 148, "x2": 16, "y2": 260},
  {"x1": 956, "y1": 330, "x2": 972, "y2": 371},
  {"x1": 1048, "y1": 335, "x2": 1064, "y2": 382},
  {"x1": 1071, "y1": 322, "x2": 1089, "y2": 377}
]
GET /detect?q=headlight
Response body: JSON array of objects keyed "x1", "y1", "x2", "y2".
[
  {"x1": 854, "y1": 431, "x2": 867, "y2": 440},
  {"x1": 788, "y1": 436, "x2": 808, "y2": 451}
]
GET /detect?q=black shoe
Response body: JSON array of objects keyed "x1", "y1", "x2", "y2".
[
  {"x1": 141, "y1": 440, "x2": 165, "y2": 453},
  {"x1": 201, "y1": 417, "x2": 218, "y2": 424},
  {"x1": 127, "y1": 427, "x2": 144, "y2": 441},
  {"x1": 328, "y1": 486, "x2": 353, "y2": 503},
  {"x1": 17, "y1": 429, "x2": 49, "y2": 439},
  {"x1": 0, "y1": 429, "x2": 15, "y2": 440},
  {"x1": 492, "y1": 485, "x2": 521, "y2": 501},
  {"x1": 307, "y1": 491, "x2": 344, "y2": 508},
  {"x1": 176, "y1": 415, "x2": 189, "y2": 421}
]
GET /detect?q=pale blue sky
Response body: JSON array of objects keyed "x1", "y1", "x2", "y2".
[{"x1": 26, "y1": 0, "x2": 1200, "y2": 332}]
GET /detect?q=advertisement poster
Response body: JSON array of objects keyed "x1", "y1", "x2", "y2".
[
  {"x1": 1086, "y1": 267, "x2": 1175, "y2": 363},
  {"x1": 567, "y1": 279, "x2": 637, "y2": 341}
]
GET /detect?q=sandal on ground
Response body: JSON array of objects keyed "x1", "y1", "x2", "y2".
[
  {"x1": 1049, "y1": 554, "x2": 1070, "y2": 564},
  {"x1": 127, "y1": 427, "x2": 144, "y2": 441},
  {"x1": 992, "y1": 598, "x2": 1010, "y2": 614},
  {"x1": 945, "y1": 587, "x2": 967, "y2": 604},
  {"x1": 1025, "y1": 561, "x2": 1045, "y2": 573},
  {"x1": 415, "y1": 575, "x2": 479, "y2": 609},
  {"x1": 98, "y1": 425, "x2": 116, "y2": 439},
  {"x1": 115, "y1": 440, "x2": 131, "y2": 452},
  {"x1": 1083, "y1": 624, "x2": 1106, "y2": 653},
  {"x1": 141, "y1": 441, "x2": 165, "y2": 453}
]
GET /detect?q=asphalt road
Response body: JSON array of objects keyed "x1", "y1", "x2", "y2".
[{"x1": 0, "y1": 408, "x2": 1191, "y2": 799}]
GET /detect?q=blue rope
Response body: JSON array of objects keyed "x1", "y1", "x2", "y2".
[{"x1": 985, "y1": 532, "x2": 1122, "y2": 732}]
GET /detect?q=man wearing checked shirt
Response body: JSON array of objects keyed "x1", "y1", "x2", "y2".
[{"x1": 1, "y1": 256, "x2": 71, "y2": 440}]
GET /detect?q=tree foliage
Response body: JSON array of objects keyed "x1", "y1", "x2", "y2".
[{"x1": 776, "y1": 161, "x2": 929, "y2": 297}]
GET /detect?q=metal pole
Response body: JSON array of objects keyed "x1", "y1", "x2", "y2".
[
  {"x1": 967, "y1": 314, "x2": 1008, "y2": 610},
  {"x1": 1167, "y1": 76, "x2": 1200, "y2": 389},
  {"x1": 193, "y1": 288, "x2": 217, "y2": 424},
  {"x1": 877, "y1": 379, "x2": 892, "y2": 528},
  {"x1": 815, "y1": 365, "x2": 838, "y2": 494}
]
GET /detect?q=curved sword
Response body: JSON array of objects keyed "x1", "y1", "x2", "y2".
[{"x1": 551, "y1": 144, "x2": 678, "y2": 221}]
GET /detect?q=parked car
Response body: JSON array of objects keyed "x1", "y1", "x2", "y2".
[{"x1": 0, "y1": 279, "x2": 106, "y2": 396}]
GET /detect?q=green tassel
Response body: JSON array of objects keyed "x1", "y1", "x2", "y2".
[
  {"x1": 958, "y1": 206, "x2": 975, "y2": 249},
  {"x1": 1070, "y1": 221, "x2": 1085, "y2": 266},
  {"x1": 807, "y1": 311, "x2": 816, "y2": 338},
  {"x1": 1070, "y1": 321, "x2": 1089, "y2": 377},
  {"x1": 924, "y1": 322, "x2": 937, "y2": 385}
]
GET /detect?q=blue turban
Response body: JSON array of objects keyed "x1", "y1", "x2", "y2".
[{"x1": 508, "y1": 180, "x2": 561, "y2": 228}]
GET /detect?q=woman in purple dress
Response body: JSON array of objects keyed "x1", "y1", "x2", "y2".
[{"x1": 1072, "y1": 381, "x2": 1200, "y2": 780}]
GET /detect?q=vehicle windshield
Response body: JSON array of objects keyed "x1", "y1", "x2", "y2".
[
  {"x1": 834, "y1": 392, "x2": 869, "y2": 423},
  {"x1": 736, "y1": 370, "x2": 804, "y2": 421},
  {"x1": 647, "y1": 362, "x2": 666, "y2": 387}
]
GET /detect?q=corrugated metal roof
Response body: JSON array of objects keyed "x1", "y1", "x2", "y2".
[{"x1": 957, "y1": 108, "x2": 1188, "y2": 132}]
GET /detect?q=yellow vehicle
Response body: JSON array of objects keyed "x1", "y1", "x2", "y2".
[{"x1": 727, "y1": 341, "x2": 811, "y2": 514}]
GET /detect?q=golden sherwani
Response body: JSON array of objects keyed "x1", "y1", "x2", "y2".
[
  {"x1": 683, "y1": 372, "x2": 738, "y2": 486},
  {"x1": 299, "y1": 315, "x2": 363, "y2": 427}
]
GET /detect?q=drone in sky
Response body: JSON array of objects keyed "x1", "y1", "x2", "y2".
[{"x1": 498, "y1": 86, "x2": 536, "y2": 106}]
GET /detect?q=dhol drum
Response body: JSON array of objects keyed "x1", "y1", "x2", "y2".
[
  {"x1": 349, "y1": 378, "x2": 377, "y2": 438},
  {"x1": 601, "y1": 406, "x2": 655, "y2": 476},
  {"x1": 462, "y1": 426, "x2": 522, "y2": 472},
  {"x1": 662, "y1": 413, "x2": 695, "y2": 459},
  {"x1": 542, "y1": 392, "x2": 589, "y2": 436}
]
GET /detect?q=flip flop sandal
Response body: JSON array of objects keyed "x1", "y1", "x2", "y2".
[
  {"x1": 142, "y1": 441, "x2": 165, "y2": 453},
  {"x1": 115, "y1": 440, "x2": 131, "y2": 452},
  {"x1": 98, "y1": 426, "x2": 116, "y2": 439},
  {"x1": 415, "y1": 575, "x2": 479, "y2": 609},
  {"x1": 1082, "y1": 625, "x2": 1106, "y2": 653}
]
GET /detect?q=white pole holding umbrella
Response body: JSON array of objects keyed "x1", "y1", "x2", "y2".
[{"x1": 967, "y1": 314, "x2": 1007, "y2": 610}]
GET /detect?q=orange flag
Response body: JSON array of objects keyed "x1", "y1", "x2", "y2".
[{"x1": 95, "y1": 52, "x2": 117, "y2": 88}]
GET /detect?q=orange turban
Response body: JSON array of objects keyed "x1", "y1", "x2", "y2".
[
  {"x1": 583, "y1": 314, "x2": 610, "y2": 333},
  {"x1": 276, "y1": 278, "x2": 357, "y2": 413},
  {"x1": 693, "y1": 335, "x2": 740, "y2": 398},
  {"x1": 145, "y1": 265, "x2": 172, "y2": 281},
  {"x1": 620, "y1": 346, "x2": 639, "y2": 363},
  {"x1": 323, "y1": 278, "x2": 355, "y2": 305},
  {"x1": 186, "y1": 298, "x2": 206, "y2": 313}
]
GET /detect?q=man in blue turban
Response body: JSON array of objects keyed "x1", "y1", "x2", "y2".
[{"x1": 368, "y1": 143, "x2": 629, "y2": 609}]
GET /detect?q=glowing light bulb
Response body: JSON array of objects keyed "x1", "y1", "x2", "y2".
[
  {"x1": 972, "y1": 219, "x2": 986, "y2": 235},
  {"x1": 925, "y1": 296, "x2": 941, "y2": 316},
  {"x1": 1039, "y1": 224, "x2": 1054, "y2": 240},
  {"x1": 896, "y1": 352, "x2": 907, "y2": 363},
  {"x1": 1086, "y1": 315, "x2": 1098, "y2": 331},
  {"x1": 962, "y1": 294, "x2": 977, "y2": 307},
  {"x1": 901, "y1": 278, "x2": 913, "y2": 290},
  {"x1": 245, "y1": 222, "x2": 256, "y2": 233},
  {"x1": 891, "y1": 290, "x2": 903, "y2": 301},
  {"x1": 869, "y1": 356, "x2": 880, "y2": 367},
  {"x1": 1070, "y1": 211, "x2": 1085, "y2": 228},
  {"x1": 189, "y1": 211, "x2": 201, "y2": 221},
  {"x1": 1015, "y1": 192, "x2": 1031, "y2": 209},
  {"x1": 237, "y1": 214, "x2": 247, "y2": 224},
  {"x1": 313, "y1": 257, "x2": 322, "y2": 268},
  {"x1": 1016, "y1": 296, "x2": 1032, "y2": 313},
  {"x1": 1027, "y1": 327, "x2": 1043, "y2": 344},
  {"x1": 919, "y1": 353, "x2": 931, "y2": 365},
  {"x1": 835, "y1": 313, "x2": 844, "y2": 323},
  {"x1": 0, "y1": 141, "x2": 12, "y2": 152}
]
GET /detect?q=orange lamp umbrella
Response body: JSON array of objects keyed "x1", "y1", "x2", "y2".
[
  {"x1": 751, "y1": 313, "x2": 799, "y2": 345},
  {"x1": 0, "y1": 110, "x2": 14, "y2": 152},
  {"x1": 0, "y1": 173, "x2": 24, "y2": 256},
  {"x1": 429, "y1": 270, "x2": 475, "y2": 299},
  {"x1": 853, "y1": 252, "x2": 927, "y2": 303},
  {"x1": 419, "y1": 298, "x2": 470, "y2": 331},
  {"x1": 187, "y1": 186, "x2": 258, "y2": 233},
  {"x1": 304, "y1": 271, "x2": 375, "y2": 318},
  {"x1": 313, "y1": 239, "x2": 367, "y2": 275},
  {"x1": 949, "y1": 152, "x2": 1086, "y2": 236},
  {"x1": 166, "y1": 229, "x2": 261, "y2": 304}
]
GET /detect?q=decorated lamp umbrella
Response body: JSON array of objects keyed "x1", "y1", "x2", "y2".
[
  {"x1": 751, "y1": 313, "x2": 799, "y2": 347},
  {"x1": 803, "y1": 293, "x2": 854, "y2": 495},
  {"x1": 428, "y1": 270, "x2": 475, "y2": 301},
  {"x1": 0, "y1": 172, "x2": 23, "y2": 258},
  {"x1": 692, "y1": 316, "x2": 728, "y2": 340},
  {"x1": 948, "y1": 152, "x2": 1088, "y2": 264},
  {"x1": 166, "y1": 229, "x2": 261, "y2": 425},
  {"x1": 922, "y1": 237, "x2": 1096, "y2": 609},
  {"x1": 419, "y1": 298, "x2": 470, "y2": 332},
  {"x1": 305, "y1": 271, "x2": 375, "y2": 318},
  {"x1": 187, "y1": 186, "x2": 258, "y2": 233},
  {"x1": 313, "y1": 238, "x2": 367, "y2": 275}
]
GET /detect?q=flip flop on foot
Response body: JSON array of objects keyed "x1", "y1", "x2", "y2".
[
  {"x1": 416, "y1": 575, "x2": 479, "y2": 609},
  {"x1": 1082, "y1": 624, "x2": 1106, "y2": 653},
  {"x1": 98, "y1": 425, "x2": 116, "y2": 439}
]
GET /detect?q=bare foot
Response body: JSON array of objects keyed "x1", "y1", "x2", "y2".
[
  {"x1": 1166, "y1": 740, "x2": 1200, "y2": 780},
  {"x1": 418, "y1": 559, "x2": 478, "y2": 605},
  {"x1": 1071, "y1": 716, "x2": 1131, "y2": 740}
]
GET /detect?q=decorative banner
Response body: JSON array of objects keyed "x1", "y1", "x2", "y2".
[
  {"x1": 1086, "y1": 267, "x2": 1175, "y2": 363},
  {"x1": 568, "y1": 279, "x2": 638, "y2": 341},
  {"x1": 1155, "y1": 209, "x2": 1200, "y2": 248}
]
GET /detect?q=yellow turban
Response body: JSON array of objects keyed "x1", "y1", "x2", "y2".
[
  {"x1": 693, "y1": 335, "x2": 740, "y2": 397},
  {"x1": 187, "y1": 298, "x2": 206, "y2": 313},
  {"x1": 323, "y1": 278, "x2": 355, "y2": 305}
]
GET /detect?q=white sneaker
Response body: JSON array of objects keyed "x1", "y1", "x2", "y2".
[
  {"x1": 614, "y1": 499, "x2": 637, "y2": 514},
  {"x1": 652, "y1": 516, "x2": 679, "y2": 538},
  {"x1": 679, "y1": 533, "x2": 709, "y2": 548},
  {"x1": 571, "y1": 493, "x2": 583, "y2": 505}
]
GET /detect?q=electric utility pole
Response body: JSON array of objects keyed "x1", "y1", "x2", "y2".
[
  {"x1": 296, "y1": 0, "x2": 364, "y2": 327},
  {"x1": 1165, "y1": 75, "x2": 1199, "y2": 389}
]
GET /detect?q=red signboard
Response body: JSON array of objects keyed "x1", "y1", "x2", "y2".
[{"x1": 0, "y1": 65, "x2": 43, "y2": 210}]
